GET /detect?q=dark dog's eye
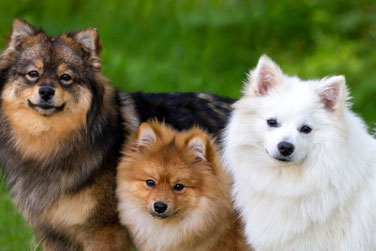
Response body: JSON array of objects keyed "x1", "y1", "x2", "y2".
[
  {"x1": 300, "y1": 125, "x2": 312, "y2": 134},
  {"x1": 267, "y1": 119, "x2": 279, "y2": 127},
  {"x1": 27, "y1": 70, "x2": 39, "y2": 79},
  {"x1": 146, "y1": 179, "x2": 155, "y2": 188},
  {"x1": 173, "y1": 183, "x2": 184, "y2": 191},
  {"x1": 60, "y1": 74, "x2": 72, "y2": 82}
]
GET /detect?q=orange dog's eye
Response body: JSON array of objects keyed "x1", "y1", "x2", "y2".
[
  {"x1": 27, "y1": 70, "x2": 39, "y2": 79},
  {"x1": 146, "y1": 179, "x2": 155, "y2": 188},
  {"x1": 173, "y1": 183, "x2": 184, "y2": 191}
]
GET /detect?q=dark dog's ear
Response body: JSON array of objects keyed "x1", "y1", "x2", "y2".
[
  {"x1": 0, "y1": 19, "x2": 35, "y2": 71},
  {"x1": 8, "y1": 18, "x2": 37, "y2": 49},
  {"x1": 71, "y1": 28, "x2": 102, "y2": 70}
]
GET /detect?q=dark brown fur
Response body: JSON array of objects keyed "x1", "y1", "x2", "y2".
[
  {"x1": 0, "y1": 19, "x2": 234, "y2": 250},
  {"x1": 0, "y1": 19, "x2": 131, "y2": 250}
]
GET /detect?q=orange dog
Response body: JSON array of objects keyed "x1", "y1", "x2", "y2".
[{"x1": 116, "y1": 121, "x2": 250, "y2": 251}]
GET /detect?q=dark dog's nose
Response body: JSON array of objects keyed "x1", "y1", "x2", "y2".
[
  {"x1": 153, "y1": 202, "x2": 168, "y2": 214},
  {"x1": 278, "y1": 141, "x2": 295, "y2": 156},
  {"x1": 39, "y1": 86, "x2": 55, "y2": 101}
]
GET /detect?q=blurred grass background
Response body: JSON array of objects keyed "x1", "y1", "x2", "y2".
[{"x1": 0, "y1": 0, "x2": 375, "y2": 250}]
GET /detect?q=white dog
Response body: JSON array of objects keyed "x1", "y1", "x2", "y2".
[{"x1": 223, "y1": 55, "x2": 376, "y2": 251}]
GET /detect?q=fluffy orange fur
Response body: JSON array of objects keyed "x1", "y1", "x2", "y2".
[{"x1": 117, "y1": 121, "x2": 250, "y2": 251}]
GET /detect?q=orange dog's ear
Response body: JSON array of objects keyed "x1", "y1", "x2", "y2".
[
  {"x1": 8, "y1": 18, "x2": 38, "y2": 49},
  {"x1": 136, "y1": 123, "x2": 157, "y2": 147},
  {"x1": 187, "y1": 133, "x2": 208, "y2": 161}
]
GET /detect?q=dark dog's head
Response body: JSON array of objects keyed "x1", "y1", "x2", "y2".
[
  {"x1": 0, "y1": 19, "x2": 112, "y2": 159},
  {"x1": 0, "y1": 18, "x2": 102, "y2": 116}
]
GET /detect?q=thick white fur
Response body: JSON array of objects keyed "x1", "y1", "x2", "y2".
[{"x1": 223, "y1": 55, "x2": 376, "y2": 251}]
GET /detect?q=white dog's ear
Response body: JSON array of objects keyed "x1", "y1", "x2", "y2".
[
  {"x1": 187, "y1": 134, "x2": 208, "y2": 161},
  {"x1": 245, "y1": 55, "x2": 283, "y2": 96},
  {"x1": 317, "y1": 75, "x2": 347, "y2": 112},
  {"x1": 136, "y1": 123, "x2": 157, "y2": 147}
]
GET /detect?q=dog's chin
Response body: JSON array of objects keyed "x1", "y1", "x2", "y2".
[{"x1": 28, "y1": 100, "x2": 65, "y2": 116}]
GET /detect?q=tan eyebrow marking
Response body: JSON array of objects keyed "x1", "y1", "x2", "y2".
[
  {"x1": 34, "y1": 60, "x2": 43, "y2": 70},
  {"x1": 57, "y1": 64, "x2": 73, "y2": 77},
  {"x1": 25, "y1": 60, "x2": 44, "y2": 75},
  {"x1": 57, "y1": 64, "x2": 68, "y2": 73}
]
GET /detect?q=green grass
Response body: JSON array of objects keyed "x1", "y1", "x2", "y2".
[
  {"x1": 0, "y1": 178, "x2": 39, "y2": 251},
  {"x1": 0, "y1": 0, "x2": 375, "y2": 249}
]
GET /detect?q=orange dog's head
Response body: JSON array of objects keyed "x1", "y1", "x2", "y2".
[{"x1": 117, "y1": 121, "x2": 226, "y2": 220}]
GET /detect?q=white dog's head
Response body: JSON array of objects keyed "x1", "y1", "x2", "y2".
[{"x1": 233, "y1": 55, "x2": 348, "y2": 166}]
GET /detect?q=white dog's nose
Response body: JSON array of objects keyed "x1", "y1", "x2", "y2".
[{"x1": 278, "y1": 141, "x2": 295, "y2": 156}]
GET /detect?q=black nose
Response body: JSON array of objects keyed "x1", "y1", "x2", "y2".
[
  {"x1": 39, "y1": 87, "x2": 55, "y2": 101},
  {"x1": 153, "y1": 201, "x2": 168, "y2": 214},
  {"x1": 278, "y1": 141, "x2": 295, "y2": 156}
]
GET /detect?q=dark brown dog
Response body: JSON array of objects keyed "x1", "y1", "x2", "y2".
[{"x1": 0, "y1": 19, "x2": 234, "y2": 250}]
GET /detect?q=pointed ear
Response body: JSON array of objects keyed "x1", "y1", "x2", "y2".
[
  {"x1": 8, "y1": 18, "x2": 37, "y2": 49},
  {"x1": 187, "y1": 134, "x2": 208, "y2": 161},
  {"x1": 245, "y1": 55, "x2": 283, "y2": 96},
  {"x1": 71, "y1": 28, "x2": 102, "y2": 70},
  {"x1": 136, "y1": 123, "x2": 157, "y2": 147},
  {"x1": 317, "y1": 75, "x2": 347, "y2": 112}
]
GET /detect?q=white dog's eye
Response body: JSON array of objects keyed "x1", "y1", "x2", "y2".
[
  {"x1": 299, "y1": 125, "x2": 312, "y2": 134},
  {"x1": 267, "y1": 119, "x2": 279, "y2": 128}
]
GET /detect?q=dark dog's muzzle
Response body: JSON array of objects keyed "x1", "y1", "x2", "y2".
[{"x1": 39, "y1": 86, "x2": 55, "y2": 101}]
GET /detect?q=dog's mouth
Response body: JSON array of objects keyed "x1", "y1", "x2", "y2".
[
  {"x1": 266, "y1": 149, "x2": 293, "y2": 163},
  {"x1": 150, "y1": 210, "x2": 179, "y2": 220},
  {"x1": 28, "y1": 100, "x2": 65, "y2": 116},
  {"x1": 274, "y1": 157, "x2": 291, "y2": 162}
]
